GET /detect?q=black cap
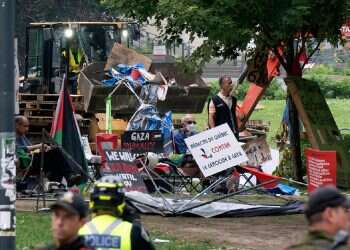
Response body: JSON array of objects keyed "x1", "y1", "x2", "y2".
[
  {"x1": 50, "y1": 191, "x2": 88, "y2": 218},
  {"x1": 305, "y1": 186, "x2": 350, "y2": 219}
]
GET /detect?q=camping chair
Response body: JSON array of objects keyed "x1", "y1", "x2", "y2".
[
  {"x1": 157, "y1": 158, "x2": 202, "y2": 193},
  {"x1": 16, "y1": 149, "x2": 39, "y2": 195}
]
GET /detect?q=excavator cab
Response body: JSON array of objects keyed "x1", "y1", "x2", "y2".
[
  {"x1": 24, "y1": 22, "x2": 133, "y2": 94},
  {"x1": 22, "y1": 21, "x2": 210, "y2": 116}
]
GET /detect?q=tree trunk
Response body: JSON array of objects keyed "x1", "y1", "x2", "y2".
[
  {"x1": 287, "y1": 94, "x2": 303, "y2": 181},
  {"x1": 286, "y1": 38, "x2": 303, "y2": 181}
]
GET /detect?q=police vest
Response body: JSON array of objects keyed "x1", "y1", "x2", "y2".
[
  {"x1": 79, "y1": 215, "x2": 132, "y2": 250},
  {"x1": 69, "y1": 48, "x2": 83, "y2": 73}
]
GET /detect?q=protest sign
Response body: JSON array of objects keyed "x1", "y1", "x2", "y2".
[
  {"x1": 185, "y1": 123, "x2": 248, "y2": 177},
  {"x1": 305, "y1": 148, "x2": 336, "y2": 193},
  {"x1": 241, "y1": 136, "x2": 271, "y2": 166},
  {"x1": 102, "y1": 150, "x2": 147, "y2": 192},
  {"x1": 121, "y1": 130, "x2": 163, "y2": 153}
]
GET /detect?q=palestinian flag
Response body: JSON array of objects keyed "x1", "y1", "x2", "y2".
[{"x1": 50, "y1": 85, "x2": 88, "y2": 183}]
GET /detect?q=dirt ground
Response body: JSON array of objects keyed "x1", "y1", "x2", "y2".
[{"x1": 142, "y1": 214, "x2": 307, "y2": 250}]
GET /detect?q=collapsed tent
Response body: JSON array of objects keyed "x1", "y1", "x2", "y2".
[{"x1": 126, "y1": 192, "x2": 304, "y2": 218}]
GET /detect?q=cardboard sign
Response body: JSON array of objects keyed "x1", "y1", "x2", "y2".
[
  {"x1": 185, "y1": 123, "x2": 248, "y2": 177},
  {"x1": 103, "y1": 150, "x2": 147, "y2": 193},
  {"x1": 121, "y1": 130, "x2": 163, "y2": 153},
  {"x1": 242, "y1": 136, "x2": 271, "y2": 166},
  {"x1": 305, "y1": 148, "x2": 336, "y2": 193}
]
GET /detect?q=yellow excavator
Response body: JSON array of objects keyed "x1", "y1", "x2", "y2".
[{"x1": 20, "y1": 21, "x2": 210, "y2": 144}]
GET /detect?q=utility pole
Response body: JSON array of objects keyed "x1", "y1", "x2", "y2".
[{"x1": 0, "y1": 0, "x2": 16, "y2": 249}]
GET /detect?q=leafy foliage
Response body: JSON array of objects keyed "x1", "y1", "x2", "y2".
[
  {"x1": 209, "y1": 79, "x2": 286, "y2": 100},
  {"x1": 102, "y1": 0, "x2": 348, "y2": 73},
  {"x1": 304, "y1": 64, "x2": 350, "y2": 98}
]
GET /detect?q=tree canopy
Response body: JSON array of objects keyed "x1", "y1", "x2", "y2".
[{"x1": 102, "y1": 0, "x2": 348, "y2": 74}]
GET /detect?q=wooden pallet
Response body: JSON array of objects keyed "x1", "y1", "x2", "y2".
[
  {"x1": 19, "y1": 101, "x2": 84, "y2": 112},
  {"x1": 20, "y1": 109, "x2": 55, "y2": 117},
  {"x1": 19, "y1": 102, "x2": 57, "y2": 110},
  {"x1": 17, "y1": 93, "x2": 84, "y2": 103},
  {"x1": 27, "y1": 116, "x2": 53, "y2": 126}
]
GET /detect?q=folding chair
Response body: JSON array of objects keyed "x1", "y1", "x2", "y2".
[{"x1": 157, "y1": 158, "x2": 202, "y2": 193}]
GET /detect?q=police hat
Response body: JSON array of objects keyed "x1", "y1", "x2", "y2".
[
  {"x1": 305, "y1": 186, "x2": 350, "y2": 219},
  {"x1": 51, "y1": 191, "x2": 88, "y2": 218}
]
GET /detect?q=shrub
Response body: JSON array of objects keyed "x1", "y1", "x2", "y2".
[{"x1": 208, "y1": 79, "x2": 286, "y2": 100}]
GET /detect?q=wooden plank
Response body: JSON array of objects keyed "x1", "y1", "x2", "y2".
[
  {"x1": 18, "y1": 93, "x2": 84, "y2": 103},
  {"x1": 286, "y1": 77, "x2": 350, "y2": 188},
  {"x1": 19, "y1": 102, "x2": 84, "y2": 112},
  {"x1": 20, "y1": 109, "x2": 55, "y2": 117}
]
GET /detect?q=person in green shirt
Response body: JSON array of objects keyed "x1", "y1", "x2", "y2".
[{"x1": 286, "y1": 186, "x2": 350, "y2": 250}]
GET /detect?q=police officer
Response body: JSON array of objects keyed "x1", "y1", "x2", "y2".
[
  {"x1": 35, "y1": 191, "x2": 91, "y2": 250},
  {"x1": 79, "y1": 175, "x2": 155, "y2": 250},
  {"x1": 286, "y1": 186, "x2": 350, "y2": 250}
]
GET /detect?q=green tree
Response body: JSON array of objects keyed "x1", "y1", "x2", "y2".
[
  {"x1": 101, "y1": 0, "x2": 348, "y2": 75},
  {"x1": 103, "y1": 0, "x2": 349, "y2": 181}
]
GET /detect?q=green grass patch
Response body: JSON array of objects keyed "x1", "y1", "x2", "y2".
[
  {"x1": 174, "y1": 99, "x2": 350, "y2": 148},
  {"x1": 17, "y1": 211, "x2": 51, "y2": 250},
  {"x1": 16, "y1": 212, "x2": 226, "y2": 250}
]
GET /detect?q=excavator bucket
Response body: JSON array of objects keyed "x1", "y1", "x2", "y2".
[{"x1": 78, "y1": 56, "x2": 210, "y2": 116}]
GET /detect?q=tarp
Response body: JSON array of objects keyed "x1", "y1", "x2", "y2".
[{"x1": 126, "y1": 192, "x2": 303, "y2": 218}]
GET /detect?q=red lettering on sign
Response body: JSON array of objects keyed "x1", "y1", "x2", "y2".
[{"x1": 211, "y1": 142, "x2": 231, "y2": 153}]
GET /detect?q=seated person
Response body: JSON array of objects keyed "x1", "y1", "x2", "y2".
[
  {"x1": 173, "y1": 114, "x2": 198, "y2": 154},
  {"x1": 15, "y1": 116, "x2": 81, "y2": 187}
]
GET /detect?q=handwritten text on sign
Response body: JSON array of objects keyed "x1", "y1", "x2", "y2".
[
  {"x1": 103, "y1": 150, "x2": 148, "y2": 193},
  {"x1": 121, "y1": 130, "x2": 163, "y2": 153},
  {"x1": 185, "y1": 123, "x2": 248, "y2": 177}
]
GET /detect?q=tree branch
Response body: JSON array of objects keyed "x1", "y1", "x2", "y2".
[
  {"x1": 273, "y1": 46, "x2": 288, "y2": 71},
  {"x1": 301, "y1": 40, "x2": 321, "y2": 70}
]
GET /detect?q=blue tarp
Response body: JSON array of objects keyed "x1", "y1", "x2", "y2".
[
  {"x1": 103, "y1": 63, "x2": 147, "y2": 87},
  {"x1": 267, "y1": 183, "x2": 297, "y2": 195}
]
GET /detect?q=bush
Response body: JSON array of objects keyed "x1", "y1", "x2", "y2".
[
  {"x1": 263, "y1": 78, "x2": 286, "y2": 100},
  {"x1": 208, "y1": 79, "x2": 286, "y2": 101},
  {"x1": 305, "y1": 64, "x2": 334, "y2": 75},
  {"x1": 304, "y1": 64, "x2": 350, "y2": 98},
  {"x1": 208, "y1": 63, "x2": 350, "y2": 100}
]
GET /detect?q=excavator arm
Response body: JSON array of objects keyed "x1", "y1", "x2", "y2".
[{"x1": 236, "y1": 52, "x2": 281, "y2": 130}]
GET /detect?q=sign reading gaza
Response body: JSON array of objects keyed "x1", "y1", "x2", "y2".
[
  {"x1": 121, "y1": 130, "x2": 163, "y2": 153},
  {"x1": 102, "y1": 150, "x2": 148, "y2": 193},
  {"x1": 185, "y1": 123, "x2": 248, "y2": 177}
]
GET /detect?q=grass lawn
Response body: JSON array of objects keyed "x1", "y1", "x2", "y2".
[
  {"x1": 16, "y1": 212, "x2": 219, "y2": 250},
  {"x1": 17, "y1": 99, "x2": 350, "y2": 250},
  {"x1": 174, "y1": 99, "x2": 350, "y2": 147}
]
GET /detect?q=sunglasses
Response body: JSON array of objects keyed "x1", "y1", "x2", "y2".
[{"x1": 186, "y1": 121, "x2": 197, "y2": 125}]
